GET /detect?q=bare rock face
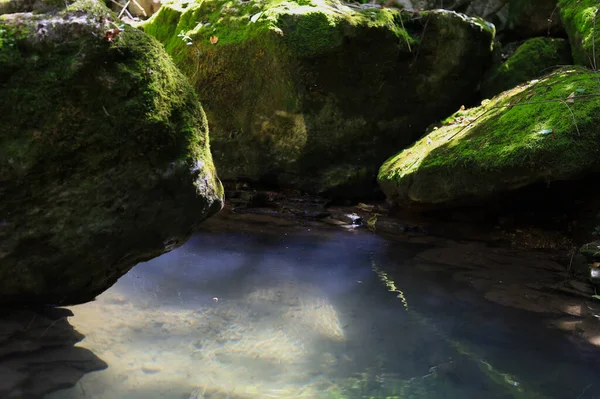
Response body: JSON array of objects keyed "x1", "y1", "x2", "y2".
[
  {"x1": 0, "y1": 0, "x2": 224, "y2": 306},
  {"x1": 0, "y1": 307, "x2": 107, "y2": 398}
]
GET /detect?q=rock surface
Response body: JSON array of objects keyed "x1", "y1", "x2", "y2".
[
  {"x1": 482, "y1": 37, "x2": 572, "y2": 98},
  {"x1": 0, "y1": 0, "x2": 224, "y2": 306},
  {"x1": 378, "y1": 67, "x2": 600, "y2": 206},
  {"x1": 396, "y1": 0, "x2": 562, "y2": 39},
  {"x1": 0, "y1": 307, "x2": 107, "y2": 398},
  {"x1": 143, "y1": 0, "x2": 494, "y2": 198},
  {"x1": 559, "y1": 0, "x2": 600, "y2": 68}
]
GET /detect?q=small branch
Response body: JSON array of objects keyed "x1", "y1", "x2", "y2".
[
  {"x1": 410, "y1": 13, "x2": 431, "y2": 68},
  {"x1": 131, "y1": 0, "x2": 147, "y2": 17},
  {"x1": 559, "y1": 99, "x2": 581, "y2": 136},
  {"x1": 547, "y1": 5, "x2": 559, "y2": 37},
  {"x1": 117, "y1": 0, "x2": 131, "y2": 19}
]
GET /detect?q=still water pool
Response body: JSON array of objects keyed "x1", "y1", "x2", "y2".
[{"x1": 46, "y1": 216, "x2": 600, "y2": 399}]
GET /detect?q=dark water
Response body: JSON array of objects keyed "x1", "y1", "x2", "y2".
[{"x1": 46, "y1": 218, "x2": 600, "y2": 399}]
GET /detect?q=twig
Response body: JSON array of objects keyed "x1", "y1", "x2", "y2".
[
  {"x1": 547, "y1": 4, "x2": 558, "y2": 37},
  {"x1": 398, "y1": 13, "x2": 411, "y2": 52},
  {"x1": 559, "y1": 99, "x2": 581, "y2": 136},
  {"x1": 576, "y1": 384, "x2": 592, "y2": 399},
  {"x1": 102, "y1": 106, "x2": 110, "y2": 116},
  {"x1": 117, "y1": 0, "x2": 131, "y2": 19},
  {"x1": 40, "y1": 317, "x2": 68, "y2": 338},
  {"x1": 567, "y1": 246, "x2": 576, "y2": 275},
  {"x1": 410, "y1": 13, "x2": 431, "y2": 68},
  {"x1": 131, "y1": 0, "x2": 147, "y2": 17}
]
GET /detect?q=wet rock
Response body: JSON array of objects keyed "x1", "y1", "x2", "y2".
[
  {"x1": 0, "y1": 307, "x2": 106, "y2": 398},
  {"x1": 143, "y1": 0, "x2": 494, "y2": 198},
  {"x1": 378, "y1": 68, "x2": 600, "y2": 207},
  {"x1": 0, "y1": 0, "x2": 223, "y2": 306},
  {"x1": 330, "y1": 213, "x2": 362, "y2": 226}
]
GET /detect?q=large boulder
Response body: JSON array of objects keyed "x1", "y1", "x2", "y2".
[
  {"x1": 559, "y1": 0, "x2": 600, "y2": 68},
  {"x1": 482, "y1": 37, "x2": 572, "y2": 98},
  {"x1": 395, "y1": 0, "x2": 562, "y2": 39},
  {"x1": 378, "y1": 67, "x2": 600, "y2": 206},
  {"x1": 0, "y1": 0, "x2": 224, "y2": 306},
  {"x1": 142, "y1": 0, "x2": 494, "y2": 197}
]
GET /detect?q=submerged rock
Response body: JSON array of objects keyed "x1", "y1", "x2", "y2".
[
  {"x1": 559, "y1": 0, "x2": 599, "y2": 68},
  {"x1": 0, "y1": 0, "x2": 224, "y2": 305},
  {"x1": 378, "y1": 67, "x2": 600, "y2": 206},
  {"x1": 482, "y1": 37, "x2": 572, "y2": 98},
  {"x1": 142, "y1": 0, "x2": 494, "y2": 197}
]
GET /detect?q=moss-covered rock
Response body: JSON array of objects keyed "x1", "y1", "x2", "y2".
[
  {"x1": 580, "y1": 241, "x2": 600, "y2": 261},
  {"x1": 142, "y1": 0, "x2": 494, "y2": 197},
  {"x1": 559, "y1": 0, "x2": 600, "y2": 68},
  {"x1": 378, "y1": 67, "x2": 600, "y2": 206},
  {"x1": 0, "y1": 0, "x2": 224, "y2": 306},
  {"x1": 482, "y1": 37, "x2": 572, "y2": 98}
]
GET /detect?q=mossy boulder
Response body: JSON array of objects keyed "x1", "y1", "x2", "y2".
[
  {"x1": 482, "y1": 37, "x2": 572, "y2": 98},
  {"x1": 378, "y1": 67, "x2": 600, "y2": 206},
  {"x1": 580, "y1": 241, "x2": 600, "y2": 261},
  {"x1": 559, "y1": 0, "x2": 600, "y2": 68},
  {"x1": 142, "y1": 0, "x2": 494, "y2": 197},
  {"x1": 0, "y1": 0, "x2": 224, "y2": 306}
]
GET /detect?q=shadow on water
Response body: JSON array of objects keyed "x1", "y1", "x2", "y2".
[
  {"x1": 42, "y1": 217, "x2": 600, "y2": 399},
  {"x1": 0, "y1": 307, "x2": 107, "y2": 399}
]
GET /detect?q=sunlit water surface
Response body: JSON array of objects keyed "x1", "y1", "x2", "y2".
[{"x1": 46, "y1": 220, "x2": 600, "y2": 399}]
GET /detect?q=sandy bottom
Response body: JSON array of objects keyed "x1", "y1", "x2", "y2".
[{"x1": 46, "y1": 275, "x2": 361, "y2": 399}]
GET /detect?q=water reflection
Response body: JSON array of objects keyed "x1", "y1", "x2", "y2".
[{"x1": 45, "y1": 221, "x2": 600, "y2": 399}]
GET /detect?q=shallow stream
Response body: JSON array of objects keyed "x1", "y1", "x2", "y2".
[{"x1": 46, "y1": 216, "x2": 600, "y2": 399}]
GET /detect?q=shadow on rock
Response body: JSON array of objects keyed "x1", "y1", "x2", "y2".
[{"x1": 0, "y1": 307, "x2": 107, "y2": 399}]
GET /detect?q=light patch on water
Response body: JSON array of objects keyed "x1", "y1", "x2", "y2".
[{"x1": 46, "y1": 278, "x2": 350, "y2": 399}]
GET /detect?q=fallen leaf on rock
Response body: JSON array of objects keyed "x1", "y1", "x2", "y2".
[{"x1": 104, "y1": 27, "x2": 120, "y2": 42}]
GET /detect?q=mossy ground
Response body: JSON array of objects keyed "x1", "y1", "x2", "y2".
[
  {"x1": 482, "y1": 37, "x2": 572, "y2": 98},
  {"x1": 378, "y1": 67, "x2": 600, "y2": 205},
  {"x1": 559, "y1": 0, "x2": 600, "y2": 67}
]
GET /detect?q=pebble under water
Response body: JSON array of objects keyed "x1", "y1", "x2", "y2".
[{"x1": 45, "y1": 217, "x2": 600, "y2": 399}]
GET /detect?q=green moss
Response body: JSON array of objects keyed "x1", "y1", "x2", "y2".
[
  {"x1": 482, "y1": 37, "x2": 572, "y2": 98},
  {"x1": 379, "y1": 67, "x2": 600, "y2": 205},
  {"x1": 143, "y1": 0, "x2": 493, "y2": 197},
  {"x1": 559, "y1": 0, "x2": 600, "y2": 67},
  {"x1": 0, "y1": 0, "x2": 223, "y2": 304},
  {"x1": 580, "y1": 241, "x2": 600, "y2": 260}
]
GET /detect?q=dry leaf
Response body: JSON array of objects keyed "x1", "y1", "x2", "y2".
[
  {"x1": 104, "y1": 27, "x2": 120, "y2": 42},
  {"x1": 209, "y1": 35, "x2": 219, "y2": 44},
  {"x1": 566, "y1": 92, "x2": 575, "y2": 103}
]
